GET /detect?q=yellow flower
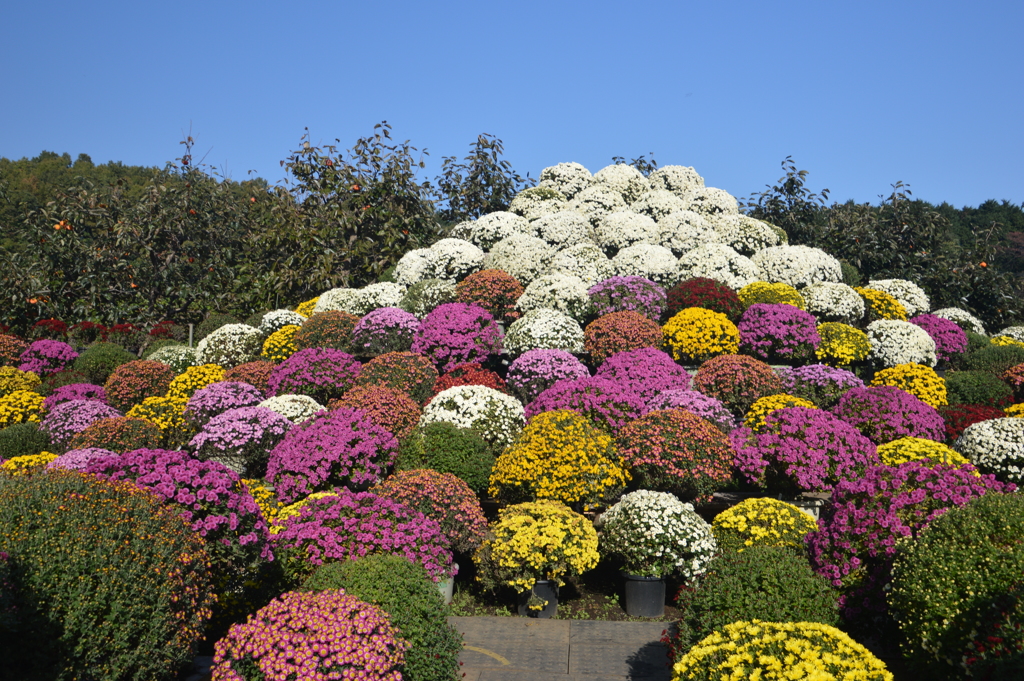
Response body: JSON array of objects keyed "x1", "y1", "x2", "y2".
[
  {"x1": 0, "y1": 451, "x2": 58, "y2": 476},
  {"x1": 126, "y1": 395, "x2": 192, "y2": 448},
  {"x1": 0, "y1": 366, "x2": 41, "y2": 397},
  {"x1": 166, "y1": 364, "x2": 225, "y2": 399},
  {"x1": 294, "y1": 297, "x2": 319, "y2": 318},
  {"x1": 0, "y1": 389, "x2": 46, "y2": 428},
  {"x1": 713, "y1": 498, "x2": 818, "y2": 552},
  {"x1": 738, "y1": 282, "x2": 806, "y2": 310},
  {"x1": 663, "y1": 308, "x2": 740, "y2": 363},
  {"x1": 271, "y1": 491, "x2": 340, "y2": 534},
  {"x1": 855, "y1": 287, "x2": 907, "y2": 322},
  {"x1": 1006, "y1": 403, "x2": 1024, "y2": 419},
  {"x1": 261, "y1": 325, "x2": 300, "y2": 363},
  {"x1": 815, "y1": 322, "x2": 870, "y2": 367},
  {"x1": 871, "y1": 363, "x2": 947, "y2": 408},
  {"x1": 991, "y1": 335, "x2": 1024, "y2": 348},
  {"x1": 744, "y1": 394, "x2": 817, "y2": 433},
  {"x1": 877, "y1": 437, "x2": 975, "y2": 472}
]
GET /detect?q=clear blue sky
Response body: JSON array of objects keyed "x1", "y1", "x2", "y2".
[{"x1": 2, "y1": 0, "x2": 1020, "y2": 208}]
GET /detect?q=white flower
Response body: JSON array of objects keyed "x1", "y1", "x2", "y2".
[
  {"x1": 483, "y1": 233, "x2": 557, "y2": 286},
  {"x1": 546, "y1": 243, "x2": 615, "y2": 287},
  {"x1": 682, "y1": 186, "x2": 739, "y2": 217},
  {"x1": 258, "y1": 394, "x2": 325, "y2": 424},
  {"x1": 595, "y1": 211, "x2": 660, "y2": 254},
  {"x1": 568, "y1": 184, "x2": 628, "y2": 228},
  {"x1": 420, "y1": 384, "x2": 525, "y2": 450},
  {"x1": 393, "y1": 249, "x2": 435, "y2": 286},
  {"x1": 955, "y1": 417, "x2": 1024, "y2": 485},
  {"x1": 427, "y1": 238, "x2": 484, "y2": 281},
  {"x1": 713, "y1": 214, "x2": 787, "y2": 256},
  {"x1": 630, "y1": 190, "x2": 690, "y2": 223},
  {"x1": 400, "y1": 279, "x2": 457, "y2": 318},
  {"x1": 195, "y1": 324, "x2": 263, "y2": 368},
  {"x1": 529, "y1": 210, "x2": 596, "y2": 249},
  {"x1": 647, "y1": 165, "x2": 705, "y2": 199},
  {"x1": 349, "y1": 282, "x2": 408, "y2": 315},
  {"x1": 147, "y1": 345, "x2": 196, "y2": 372},
  {"x1": 516, "y1": 273, "x2": 592, "y2": 322},
  {"x1": 932, "y1": 307, "x2": 986, "y2": 336},
  {"x1": 802, "y1": 282, "x2": 866, "y2": 325},
  {"x1": 508, "y1": 186, "x2": 568, "y2": 221},
  {"x1": 866, "y1": 319, "x2": 938, "y2": 367},
  {"x1": 539, "y1": 162, "x2": 593, "y2": 200},
  {"x1": 504, "y1": 308, "x2": 585, "y2": 355},
  {"x1": 593, "y1": 163, "x2": 651, "y2": 204},
  {"x1": 996, "y1": 326, "x2": 1024, "y2": 343},
  {"x1": 449, "y1": 211, "x2": 531, "y2": 251},
  {"x1": 313, "y1": 287, "x2": 362, "y2": 314},
  {"x1": 654, "y1": 209, "x2": 722, "y2": 257},
  {"x1": 867, "y1": 279, "x2": 930, "y2": 317},
  {"x1": 259, "y1": 309, "x2": 307, "y2": 336},
  {"x1": 612, "y1": 243, "x2": 680, "y2": 287},
  {"x1": 677, "y1": 243, "x2": 761, "y2": 291},
  {"x1": 751, "y1": 245, "x2": 843, "y2": 289}
]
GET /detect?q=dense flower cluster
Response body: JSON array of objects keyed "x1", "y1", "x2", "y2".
[
  {"x1": 711, "y1": 497, "x2": 818, "y2": 553},
  {"x1": 267, "y1": 348, "x2": 361, "y2": 404},
  {"x1": 185, "y1": 381, "x2": 266, "y2": 427},
  {"x1": 328, "y1": 384, "x2": 421, "y2": 439},
  {"x1": 744, "y1": 394, "x2": 818, "y2": 433},
  {"x1": 0, "y1": 451, "x2": 58, "y2": 475},
  {"x1": 126, "y1": 396, "x2": 192, "y2": 446},
  {"x1": 815, "y1": 322, "x2": 871, "y2": 367},
  {"x1": 356, "y1": 351, "x2": 438, "y2": 404},
  {"x1": 547, "y1": 243, "x2": 614, "y2": 287},
  {"x1": 257, "y1": 308, "x2": 306, "y2": 335},
  {"x1": 189, "y1": 406, "x2": 293, "y2": 476},
  {"x1": 293, "y1": 310, "x2": 360, "y2": 352},
  {"x1": 166, "y1": 363, "x2": 226, "y2": 400},
  {"x1": 449, "y1": 212, "x2": 529, "y2": 251},
  {"x1": 737, "y1": 281, "x2": 805, "y2": 309},
  {"x1": 453, "y1": 268, "x2": 524, "y2": 323},
  {"x1": 595, "y1": 347, "x2": 692, "y2": 402},
  {"x1": 0, "y1": 366, "x2": 40, "y2": 396},
  {"x1": 665, "y1": 277, "x2": 744, "y2": 321},
  {"x1": 587, "y1": 276, "x2": 667, "y2": 321},
  {"x1": 505, "y1": 349, "x2": 590, "y2": 403},
  {"x1": 482, "y1": 233, "x2": 556, "y2": 285},
  {"x1": 195, "y1": 324, "x2": 263, "y2": 367},
  {"x1": 66, "y1": 416, "x2": 162, "y2": 453},
  {"x1": 258, "y1": 394, "x2": 325, "y2": 423},
  {"x1": 503, "y1": 308, "x2": 585, "y2": 355},
  {"x1": 595, "y1": 211, "x2": 659, "y2": 253},
  {"x1": 801, "y1": 282, "x2": 865, "y2": 325},
  {"x1": 40, "y1": 382, "x2": 107, "y2": 412},
  {"x1": 433, "y1": 362, "x2": 507, "y2": 396},
  {"x1": 691, "y1": 354, "x2": 783, "y2": 416},
  {"x1": 349, "y1": 307, "x2": 419, "y2": 356},
  {"x1": 0, "y1": 334, "x2": 29, "y2": 366},
  {"x1": 939, "y1": 403, "x2": 1006, "y2": 442},
  {"x1": 411, "y1": 303, "x2": 503, "y2": 372},
  {"x1": 584, "y1": 311, "x2": 662, "y2": 361},
  {"x1": 866, "y1": 320, "x2": 938, "y2": 367},
  {"x1": 831, "y1": 385, "x2": 945, "y2": 444},
  {"x1": 750, "y1": 245, "x2": 843, "y2": 289},
  {"x1": 525, "y1": 376, "x2": 644, "y2": 434},
  {"x1": 870, "y1": 362, "x2": 947, "y2": 407},
  {"x1": 103, "y1": 359, "x2": 175, "y2": 411},
  {"x1": 909, "y1": 313, "x2": 968, "y2": 363},
  {"x1": 260, "y1": 324, "x2": 300, "y2": 362},
  {"x1": 18, "y1": 339, "x2": 78, "y2": 375},
  {"x1": 776, "y1": 364, "x2": 864, "y2": 409},
  {"x1": 646, "y1": 389, "x2": 736, "y2": 433},
  {"x1": 876, "y1": 436, "x2": 974, "y2": 469},
  {"x1": 147, "y1": 345, "x2": 197, "y2": 373},
  {"x1": 954, "y1": 417, "x2": 1024, "y2": 484},
  {"x1": 662, "y1": 308, "x2": 740, "y2": 363},
  {"x1": 932, "y1": 306, "x2": 986, "y2": 335},
  {"x1": 516, "y1": 273, "x2": 592, "y2": 321},
  {"x1": 39, "y1": 399, "x2": 122, "y2": 448},
  {"x1": 399, "y1": 278, "x2": 456, "y2": 318},
  {"x1": 677, "y1": 244, "x2": 761, "y2": 291},
  {"x1": 47, "y1": 446, "x2": 116, "y2": 470},
  {"x1": 420, "y1": 384, "x2": 525, "y2": 451},
  {"x1": 611, "y1": 243, "x2": 680, "y2": 287},
  {"x1": 738, "y1": 303, "x2": 821, "y2": 363},
  {"x1": 856, "y1": 287, "x2": 908, "y2": 322},
  {"x1": 867, "y1": 278, "x2": 930, "y2": 317}
]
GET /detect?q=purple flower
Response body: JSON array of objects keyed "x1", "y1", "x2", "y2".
[
  {"x1": 189, "y1": 406, "x2": 293, "y2": 477},
  {"x1": 47, "y1": 447, "x2": 116, "y2": 470},
  {"x1": 776, "y1": 363, "x2": 864, "y2": 409},
  {"x1": 595, "y1": 347, "x2": 691, "y2": 402},
  {"x1": 525, "y1": 376, "x2": 645, "y2": 433},
  {"x1": 505, "y1": 349, "x2": 590, "y2": 403},
  {"x1": 411, "y1": 302, "x2": 503, "y2": 372},
  {"x1": 910, "y1": 314, "x2": 969, "y2": 363},
  {"x1": 831, "y1": 385, "x2": 945, "y2": 445},
  {"x1": 646, "y1": 389, "x2": 736, "y2": 433},
  {"x1": 350, "y1": 306, "x2": 420, "y2": 356},
  {"x1": 41, "y1": 383, "x2": 108, "y2": 412},
  {"x1": 587, "y1": 276, "x2": 667, "y2": 321},
  {"x1": 738, "y1": 303, "x2": 821, "y2": 363},
  {"x1": 185, "y1": 381, "x2": 266, "y2": 428},
  {"x1": 40, "y1": 399, "x2": 123, "y2": 448},
  {"x1": 17, "y1": 339, "x2": 78, "y2": 375},
  {"x1": 267, "y1": 348, "x2": 361, "y2": 404}
]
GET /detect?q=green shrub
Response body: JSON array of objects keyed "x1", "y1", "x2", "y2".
[
  {"x1": 37, "y1": 369, "x2": 91, "y2": 396},
  {"x1": 0, "y1": 470, "x2": 215, "y2": 680},
  {"x1": 944, "y1": 370, "x2": 1014, "y2": 408},
  {"x1": 243, "y1": 309, "x2": 270, "y2": 329},
  {"x1": 293, "y1": 310, "x2": 360, "y2": 352},
  {"x1": 669, "y1": 546, "x2": 840, "y2": 658},
  {"x1": 397, "y1": 421, "x2": 494, "y2": 495},
  {"x1": 0, "y1": 423, "x2": 51, "y2": 460},
  {"x1": 958, "y1": 344, "x2": 1024, "y2": 374},
  {"x1": 400, "y1": 279, "x2": 457, "y2": 317},
  {"x1": 889, "y1": 492, "x2": 1024, "y2": 680},
  {"x1": 142, "y1": 338, "x2": 185, "y2": 358},
  {"x1": 72, "y1": 342, "x2": 136, "y2": 385},
  {"x1": 839, "y1": 259, "x2": 862, "y2": 287},
  {"x1": 301, "y1": 554, "x2": 462, "y2": 681},
  {"x1": 196, "y1": 312, "x2": 240, "y2": 341}
]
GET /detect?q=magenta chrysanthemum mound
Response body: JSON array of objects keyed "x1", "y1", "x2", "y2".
[
  {"x1": 40, "y1": 399, "x2": 122, "y2": 448},
  {"x1": 587, "y1": 275, "x2": 667, "y2": 321},
  {"x1": 776, "y1": 363, "x2": 864, "y2": 409},
  {"x1": 266, "y1": 407, "x2": 399, "y2": 505},
  {"x1": 909, "y1": 313, "x2": 969, "y2": 363},
  {"x1": 18, "y1": 339, "x2": 78, "y2": 375},
  {"x1": 594, "y1": 347, "x2": 691, "y2": 402},
  {"x1": 410, "y1": 302, "x2": 503, "y2": 372},
  {"x1": 525, "y1": 375, "x2": 645, "y2": 433},
  {"x1": 266, "y1": 347, "x2": 361, "y2": 404},
  {"x1": 41, "y1": 383, "x2": 107, "y2": 412},
  {"x1": 185, "y1": 381, "x2": 266, "y2": 427},
  {"x1": 738, "y1": 303, "x2": 821, "y2": 363},
  {"x1": 47, "y1": 447, "x2": 116, "y2": 470},
  {"x1": 831, "y1": 385, "x2": 946, "y2": 444},
  {"x1": 189, "y1": 405, "x2": 293, "y2": 476},
  {"x1": 505, "y1": 349, "x2": 590, "y2": 404},
  {"x1": 350, "y1": 306, "x2": 420, "y2": 356}
]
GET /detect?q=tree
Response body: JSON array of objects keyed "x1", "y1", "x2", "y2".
[{"x1": 435, "y1": 133, "x2": 532, "y2": 225}]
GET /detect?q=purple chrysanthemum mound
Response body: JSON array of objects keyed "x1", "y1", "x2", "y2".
[
  {"x1": 266, "y1": 347, "x2": 361, "y2": 404},
  {"x1": 271, "y1": 488, "x2": 453, "y2": 582},
  {"x1": 41, "y1": 383, "x2": 108, "y2": 412},
  {"x1": 732, "y1": 406, "x2": 879, "y2": 494},
  {"x1": 738, "y1": 303, "x2": 821, "y2": 363},
  {"x1": 410, "y1": 302, "x2": 503, "y2": 372},
  {"x1": 831, "y1": 385, "x2": 945, "y2": 445},
  {"x1": 646, "y1": 389, "x2": 736, "y2": 433},
  {"x1": 189, "y1": 406, "x2": 293, "y2": 476},
  {"x1": 910, "y1": 313, "x2": 969, "y2": 363},
  {"x1": 266, "y1": 407, "x2": 400, "y2": 505},
  {"x1": 587, "y1": 275, "x2": 667, "y2": 321},
  {"x1": 18, "y1": 339, "x2": 79, "y2": 375},
  {"x1": 505, "y1": 349, "x2": 590, "y2": 404},
  {"x1": 47, "y1": 447, "x2": 116, "y2": 470},
  {"x1": 39, "y1": 399, "x2": 123, "y2": 448},
  {"x1": 185, "y1": 381, "x2": 266, "y2": 428},
  {"x1": 595, "y1": 347, "x2": 691, "y2": 402},
  {"x1": 806, "y1": 460, "x2": 1014, "y2": 619},
  {"x1": 86, "y1": 448, "x2": 273, "y2": 566},
  {"x1": 350, "y1": 306, "x2": 420, "y2": 356},
  {"x1": 776, "y1": 363, "x2": 864, "y2": 409},
  {"x1": 525, "y1": 375, "x2": 645, "y2": 433}
]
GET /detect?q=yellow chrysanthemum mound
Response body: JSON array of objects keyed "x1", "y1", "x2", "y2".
[
  {"x1": 870, "y1": 363, "x2": 948, "y2": 408},
  {"x1": 672, "y1": 620, "x2": 893, "y2": 681},
  {"x1": 738, "y1": 281, "x2": 806, "y2": 310},
  {"x1": 855, "y1": 287, "x2": 908, "y2": 322},
  {"x1": 126, "y1": 395, "x2": 191, "y2": 447},
  {"x1": 240, "y1": 478, "x2": 281, "y2": 525},
  {"x1": 269, "y1": 491, "x2": 340, "y2": 534},
  {"x1": 473, "y1": 500, "x2": 599, "y2": 593},
  {"x1": 877, "y1": 437, "x2": 976, "y2": 473},
  {"x1": 0, "y1": 366, "x2": 41, "y2": 397},
  {"x1": 166, "y1": 364, "x2": 225, "y2": 399},
  {"x1": 294, "y1": 297, "x2": 319, "y2": 318},
  {"x1": 712, "y1": 497, "x2": 819, "y2": 553},
  {"x1": 662, "y1": 308, "x2": 740, "y2": 364},
  {"x1": 991, "y1": 335, "x2": 1024, "y2": 348},
  {"x1": 489, "y1": 409, "x2": 629, "y2": 509},
  {"x1": 815, "y1": 322, "x2": 870, "y2": 367},
  {"x1": 0, "y1": 452, "x2": 58, "y2": 476},
  {"x1": 1006, "y1": 403, "x2": 1024, "y2": 418},
  {"x1": 744, "y1": 394, "x2": 817, "y2": 433},
  {"x1": 0, "y1": 389, "x2": 46, "y2": 428},
  {"x1": 261, "y1": 325, "x2": 300, "y2": 363}
]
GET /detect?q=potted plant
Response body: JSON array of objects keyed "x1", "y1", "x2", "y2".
[{"x1": 597, "y1": 490, "x2": 717, "y2": 617}]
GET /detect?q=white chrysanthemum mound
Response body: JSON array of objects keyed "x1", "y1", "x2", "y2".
[
  {"x1": 997, "y1": 326, "x2": 1024, "y2": 343},
  {"x1": 259, "y1": 309, "x2": 307, "y2": 336},
  {"x1": 508, "y1": 186, "x2": 568, "y2": 221},
  {"x1": 867, "y1": 279, "x2": 930, "y2": 317},
  {"x1": 483, "y1": 233, "x2": 557, "y2": 286},
  {"x1": 713, "y1": 214, "x2": 787, "y2": 256},
  {"x1": 932, "y1": 307, "x2": 986, "y2": 336},
  {"x1": 593, "y1": 163, "x2": 651, "y2": 204},
  {"x1": 147, "y1": 345, "x2": 197, "y2": 371},
  {"x1": 538, "y1": 162, "x2": 593, "y2": 200},
  {"x1": 195, "y1": 324, "x2": 263, "y2": 368},
  {"x1": 751, "y1": 245, "x2": 843, "y2": 289},
  {"x1": 400, "y1": 279, "x2": 456, "y2": 318},
  {"x1": 546, "y1": 243, "x2": 615, "y2": 287},
  {"x1": 426, "y1": 238, "x2": 484, "y2": 281},
  {"x1": 449, "y1": 211, "x2": 531, "y2": 251},
  {"x1": 598, "y1": 489, "x2": 717, "y2": 582},
  {"x1": 259, "y1": 394, "x2": 325, "y2": 424},
  {"x1": 595, "y1": 211, "x2": 660, "y2": 254},
  {"x1": 347, "y1": 282, "x2": 408, "y2": 315},
  {"x1": 655, "y1": 210, "x2": 722, "y2": 256},
  {"x1": 677, "y1": 243, "x2": 762, "y2": 291},
  {"x1": 313, "y1": 287, "x2": 362, "y2": 314},
  {"x1": 647, "y1": 165, "x2": 705, "y2": 199},
  {"x1": 516, "y1": 273, "x2": 592, "y2": 322},
  {"x1": 420, "y1": 384, "x2": 525, "y2": 450},
  {"x1": 392, "y1": 249, "x2": 434, "y2": 287},
  {"x1": 630, "y1": 190, "x2": 690, "y2": 223},
  {"x1": 612, "y1": 244, "x2": 680, "y2": 287},
  {"x1": 529, "y1": 211, "x2": 595, "y2": 248},
  {"x1": 503, "y1": 308, "x2": 585, "y2": 355},
  {"x1": 866, "y1": 319, "x2": 938, "y2": 368},
  {"x1": 568, "y1": 184, "x2": 628, "y2": 227},
  {"x1": 682, "y1": 186, "x2": 740, "y2": 218},
  {"x1": 955, "y1": 418, "x2": 1024, "y2": 485},
  {"x1": 801, "y1": 282, "x2": 866, "y2": 325}
]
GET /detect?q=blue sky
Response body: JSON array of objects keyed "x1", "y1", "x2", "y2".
[{"x1": 2, "y1": 0, "x2": 1020, "y2": 208}]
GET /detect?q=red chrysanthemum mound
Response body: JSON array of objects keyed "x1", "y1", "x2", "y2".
[
  {"x1": 454, "y1": 268, "x2": 525, "y2": 323},
  {"x1": 356, "y1": 351, "x2": 439, "y2": 404},
  {"x1": 691, "y1": 354, "x2": 783, "y2": 416},
  {"x1": 938, "y1": 404, "x2": 1006, "y2": 443},
  {"x1": 222, "y1": 360, "x2": 275, "y2": 396},
  {"x1": 666, "y1": 277, "x2": 744, "y2": 322},
  {"x1": 103, "y1": 359, "x2": 175, "y2": 411},
  {"x1": 66, "y1": 416, "x2": 162, "y2": 453},
  {"x1": 433, "y1": 362, "x2": 508, "y2": 397},
  {"x1": 328, "y1": 384, "x2": 422, "y2": 440},
  {"x1": 584, "y1": 311, "x2": 663, "y2": 362}
]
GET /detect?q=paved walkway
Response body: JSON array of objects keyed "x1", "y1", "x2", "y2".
[{"x1": 450, "y1": 616, "x2": 674, "y2": 681}]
